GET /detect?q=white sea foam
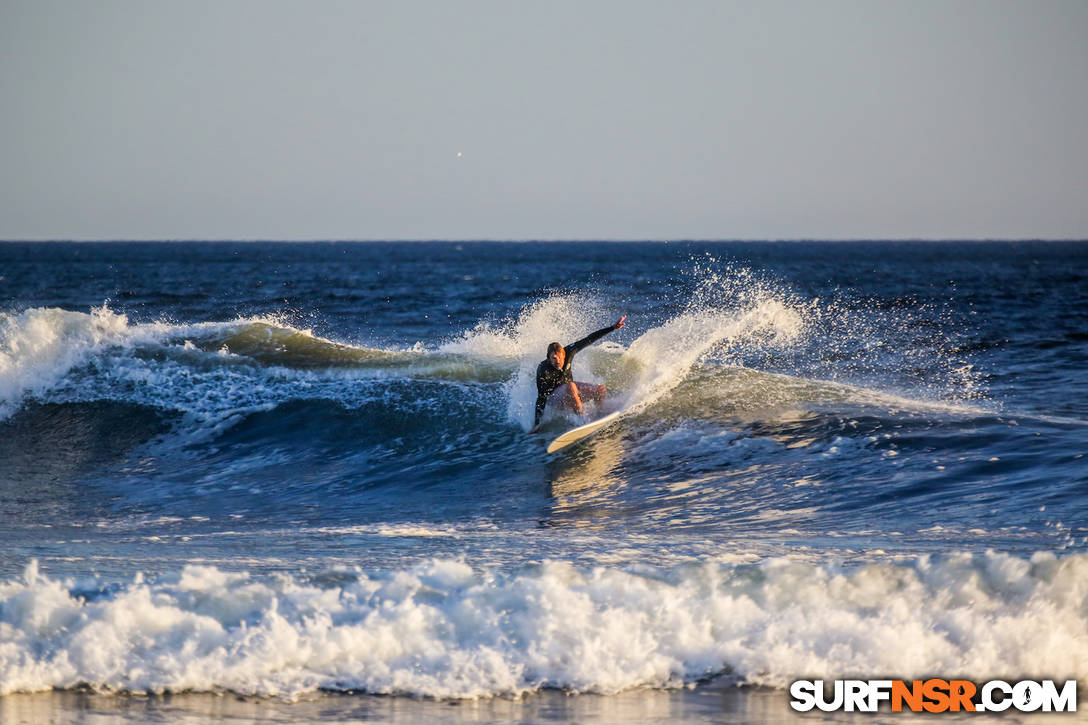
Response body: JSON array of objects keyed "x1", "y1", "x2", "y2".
[
  {"x1": 0, "y1": 306, "x2": 147, "y2": 419},
  {"x1": 2, "y1": 552, "x2": 1085, "y2": 699}
]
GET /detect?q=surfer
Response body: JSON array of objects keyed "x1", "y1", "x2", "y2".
[{"x1": 532, "y1": 315, "x2": 627, "y2": 430}]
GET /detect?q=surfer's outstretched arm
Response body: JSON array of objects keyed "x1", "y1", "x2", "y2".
[{"x1": 565, "y1": 315, "x2": 627, "y2": 357}]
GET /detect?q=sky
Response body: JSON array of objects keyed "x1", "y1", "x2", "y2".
[{"x1": 1, "y1": 0, "x2": 1086, "y2": 240}]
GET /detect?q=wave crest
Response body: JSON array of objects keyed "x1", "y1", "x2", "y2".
[{"x1": 0, "y1": 306, "x2": 138, "y2": 419}]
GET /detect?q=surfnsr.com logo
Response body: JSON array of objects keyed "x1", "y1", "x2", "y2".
[{"x1": 790, "y1": 679, "x2": 1078, "y2": 713}]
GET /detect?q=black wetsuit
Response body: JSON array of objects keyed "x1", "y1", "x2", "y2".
[{"x1": 534, "y1": 324, "x2": 616, "y2": 426}]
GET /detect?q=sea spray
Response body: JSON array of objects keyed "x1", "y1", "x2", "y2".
[
  {"x1": 0, "y1": 305, "x2": 136, "y2": 419},
  {"x1": 497, "y1": 266, "x2": 809, "y2": 429}
]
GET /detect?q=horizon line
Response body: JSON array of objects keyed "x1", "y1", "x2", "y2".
[{"x1": 3, "y1": 237, "x2": 1087, "y2": 244}]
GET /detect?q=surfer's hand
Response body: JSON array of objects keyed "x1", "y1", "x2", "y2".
[{"x1": 613, "y1": 315, "x2": 627, "y2": 330}]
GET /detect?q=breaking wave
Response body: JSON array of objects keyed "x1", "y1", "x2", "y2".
[{"x1": 2, "y1": 552, "x2": 1085, "y2": 699}]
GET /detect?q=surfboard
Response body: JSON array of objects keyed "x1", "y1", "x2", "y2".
[{"x1": 546, "y1": 409, "x2": 624, "y2": 454}]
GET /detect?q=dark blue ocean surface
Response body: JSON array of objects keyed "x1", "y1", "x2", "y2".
[{"x1": 1, "y1": 241, "x2": 1085, "y2": 699}]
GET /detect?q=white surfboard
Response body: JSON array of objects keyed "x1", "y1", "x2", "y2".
[{"x1": 546, "y1": 409, "x2": 625, "y2": 454}]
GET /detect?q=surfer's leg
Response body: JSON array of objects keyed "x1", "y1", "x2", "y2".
[
  {"x1": 550, "y1": 383, "x2": 577, "y2": 411},
  {"x1": 574, "y1": 382, "x2": 606, "y2": 404}
]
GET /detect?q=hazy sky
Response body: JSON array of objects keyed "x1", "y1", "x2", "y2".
[{"x1": 2, "y1": 0, "x2": 1086, "y2": 240}]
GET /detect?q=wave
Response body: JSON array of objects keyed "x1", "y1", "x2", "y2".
[
  {"x1": 0, "y1": 294, "x2": 1006, "y2": 501},
  {"x1": 1, "y1": 258, "x2": 987, "y2": 429},
  {"x1": 2, "y1": 552, "x2": 1085, "y2": 699},
  {"x1": 0, "y1": 306, "x2": 513, "y2": 426},
  {"x1": 0, "y1": 271, "x2": 999, "y2": 483}
]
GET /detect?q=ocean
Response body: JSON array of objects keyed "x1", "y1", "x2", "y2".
[{"x1": 1, "y1": 241, "x2": 1086, "y2": 723}]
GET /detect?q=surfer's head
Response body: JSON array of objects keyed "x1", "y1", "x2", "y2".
[{"x1": 547, "y1": 342, "x2": 565, "y2": 368}]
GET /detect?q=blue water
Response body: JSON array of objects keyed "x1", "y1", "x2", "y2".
[{"x1": 1, "y1": 241, "x2": 1086, "y2": 699}]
